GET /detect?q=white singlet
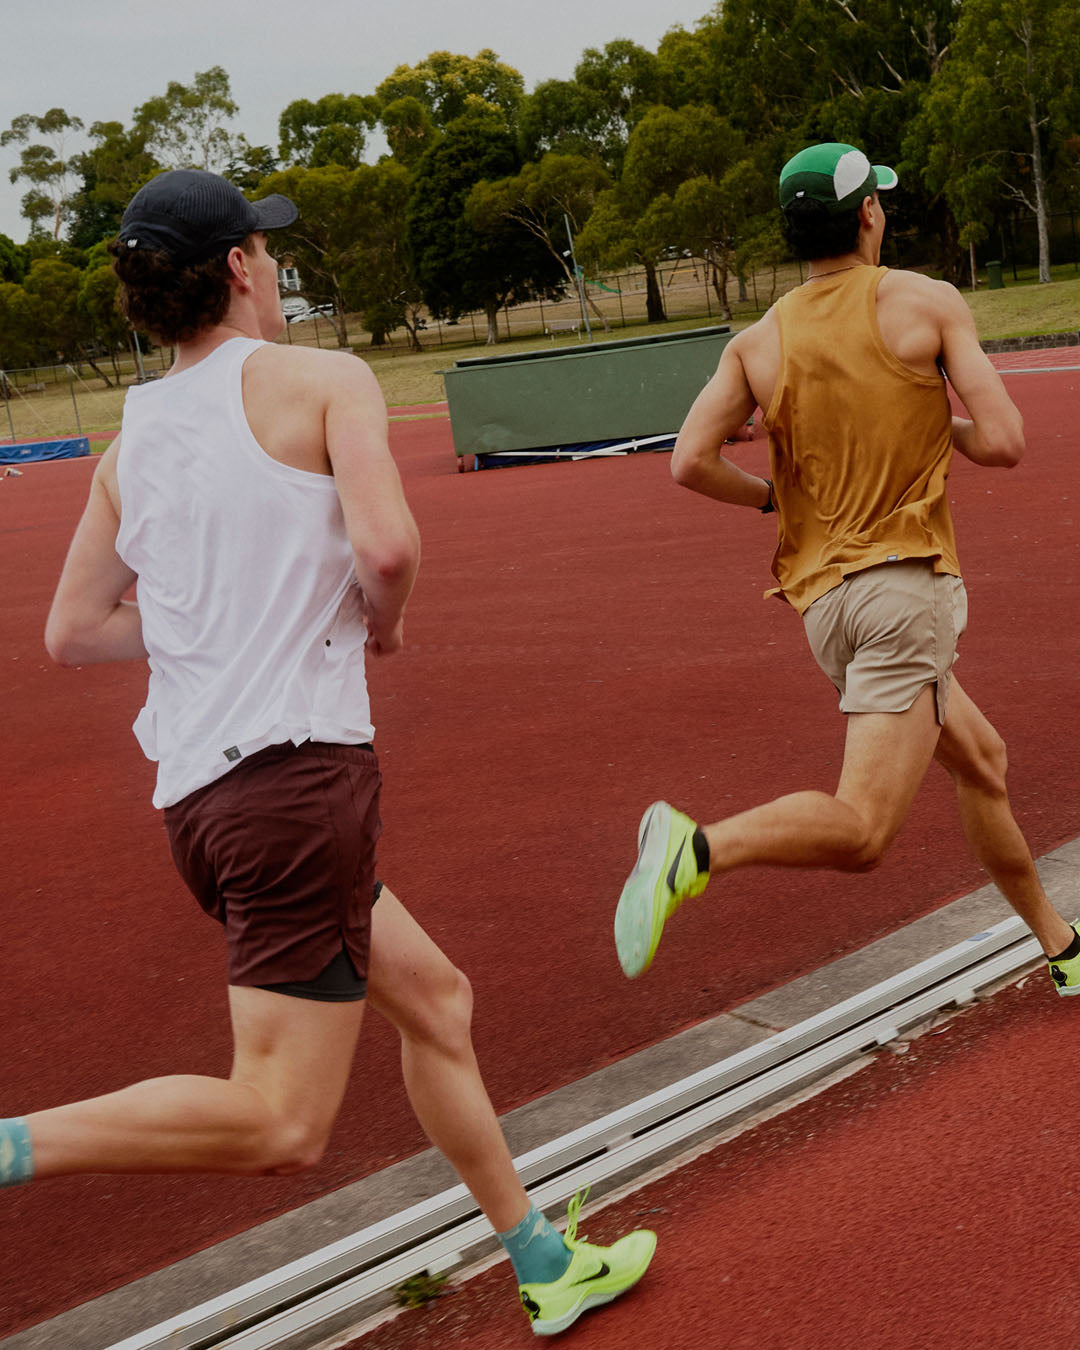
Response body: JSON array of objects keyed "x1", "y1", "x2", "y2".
[{"x1": 116, "y1": 336, "x2": 374, "y2": 808}]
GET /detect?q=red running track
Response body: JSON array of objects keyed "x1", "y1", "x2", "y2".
[
  {"x1": 1, "y1": 357, "x2": 1078, "y2": 1335},
  {"x1": 348, "y1": 972, "x2": 1080, "y2": 1350}
]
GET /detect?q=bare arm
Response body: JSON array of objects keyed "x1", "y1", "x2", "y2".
[
  {"x1": 324, "y1": 355, "x2": 420, "y2": 655},
  {"x1": 670, "y1": 335, "x2": 772, "y2": 508},
  {"x1": 45, "y1": 440, "x2": 146, "y2": 666},
  {"x1": 937, "y1": 284, "x2": 1024, "y2": 467}
]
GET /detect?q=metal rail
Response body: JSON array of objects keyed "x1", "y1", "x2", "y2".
[{"x1": 110, "y1": 915, "x2": 1040, "y2": 1350}]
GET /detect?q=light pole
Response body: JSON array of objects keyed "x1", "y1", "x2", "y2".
[{"x1": 563, "y1": 213, "x2": 593, "y2": 343}]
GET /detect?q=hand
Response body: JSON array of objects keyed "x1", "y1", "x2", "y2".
[{"x1": 366, "y1": 614, "x2": 404, "y2": 656}]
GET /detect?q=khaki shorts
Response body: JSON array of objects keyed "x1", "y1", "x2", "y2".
[{"x1": 802, "y1": 559, "x2": 967, "y2": 724}]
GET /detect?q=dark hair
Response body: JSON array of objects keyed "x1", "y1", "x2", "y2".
[
  {"x1": 781, "y1": 197, "x2": 862, "y2": 262},
  {"x1": 107, "y1": 234, "x2": 257, "y2": 344}
]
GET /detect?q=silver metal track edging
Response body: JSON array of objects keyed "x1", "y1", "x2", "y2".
[{"x1": 109, "y1": 915, "x2": 1041, "y2": 1350}]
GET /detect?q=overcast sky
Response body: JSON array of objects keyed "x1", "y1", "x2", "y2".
[{"x1": 0, "y1": 0, "x2": 714, "y2": 244}]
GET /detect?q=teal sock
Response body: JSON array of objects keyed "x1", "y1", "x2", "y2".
[
  {"x1": 0, "y1": 1118, "x2": 34, "y2": 1188},
  {"x1": 497, "y1": 1204, "x2": 572, "y2": 1285}
]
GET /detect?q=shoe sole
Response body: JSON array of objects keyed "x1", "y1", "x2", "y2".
[
  {"x1": 530, "y1": 1234, "x2": 658, "y2": 1336},
  {"x1": 1053, "y1": 982, "x2": 1080, "y2": 997},
  {"x1": 614, "y1": 802, "x2": 671, "y2": 979}
]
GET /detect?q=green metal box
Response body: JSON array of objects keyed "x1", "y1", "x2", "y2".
[{"x1": 442, "y1": 325, "x2": 734, "y2": 460}]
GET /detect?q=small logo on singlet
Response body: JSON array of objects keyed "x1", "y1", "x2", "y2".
[
  {"x1": 223, "y1": 746, "x2": 242, "y2": 762},
  {"x1": 887, "y1": 554, "x2": 899, "y2": 562}
]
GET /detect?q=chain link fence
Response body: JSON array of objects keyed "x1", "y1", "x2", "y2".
[{"x1": 0, "y1": 347, "x2": 171, "y2": 446}]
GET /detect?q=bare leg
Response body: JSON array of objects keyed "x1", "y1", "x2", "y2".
[
  {"x1": 703, "y1": 685, "x2": 943, "y2": 873},
  {"x1": 26, "y1": 988, "x2": 364, "y2": 1178},
  {"x1": 935, "y1": 679, "x2": 1073, "y2": 955},
  {"x1": 367, "y1": 887, "x2": 529, "y2": 1234}
]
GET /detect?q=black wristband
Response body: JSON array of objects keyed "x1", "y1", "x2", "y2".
[{"x1": 760, "y1": 478, "x2": 775, "y2": 514}]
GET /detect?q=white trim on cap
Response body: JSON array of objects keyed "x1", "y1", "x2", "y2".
[{"x1": 833, "y1": 149, "x2": 872, "y2": 201}]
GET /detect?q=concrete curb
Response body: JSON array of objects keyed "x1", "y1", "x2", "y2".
[{"x1": 982, "y1": 330, "x2": 1080, "y2": 353}]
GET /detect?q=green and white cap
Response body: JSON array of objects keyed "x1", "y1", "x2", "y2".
[{"x1": 779, "y1": 143, "x2": 898, "y2": 213}]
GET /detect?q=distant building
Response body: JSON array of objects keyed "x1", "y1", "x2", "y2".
[{"x1": 277, "y1": 253, "x2": 301, "y2": 293}]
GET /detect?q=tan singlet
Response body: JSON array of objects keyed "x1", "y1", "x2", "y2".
[{"x1": 761, "y1": 265, "x2": 960, "y2": 614}]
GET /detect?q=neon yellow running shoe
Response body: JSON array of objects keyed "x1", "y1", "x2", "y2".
[
  {"x1": 518, "y1": 1190, "x2": 657, "y2": 1337},
  {"x1": 614, "y1": 800, "x2": 709, "y2": 978},
  {"x1": 1048, "y1": 922, "x2": 1080, "y2": 996}
]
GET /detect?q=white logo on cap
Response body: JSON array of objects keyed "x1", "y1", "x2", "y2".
[{"x1": 833, "y1": 149, "x2": 871, "y2": 201}]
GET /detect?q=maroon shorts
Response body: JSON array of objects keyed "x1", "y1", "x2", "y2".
[{"x1": 164, "y1": 741, "x2": 381, "y2": 994}]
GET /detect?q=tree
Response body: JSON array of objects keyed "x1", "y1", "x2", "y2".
[
  {"x1": 224, "y1": 138, "x2": 277, "y2": 191},
  {"x1": 575, "y1": 188, "x2": 669, "y2": 322},
  {"x1": 0, "y1": 280, "x2": 42, "y2": 369},
  {"x1": 525, "y1": 41, "x2": 663, "y2": 175},
  {"x1": 517, "y1": 79, "x2": 613, "y2": 165},
  {"x1": 21, "y1": 258, "x2": 83, "y2": 362},
  {"x1": 277, "y1": 94, "x2": 379, "y2": 168},
  {"x1": 574, "y1": 40, "x2": 661, "y2": 147},
  {"x1": 376, "y1": 50, "x2": 524, "y2": 130},
  {"x1": 465, "y1": 154, "x2": 612, "y2": 326},
  {"x1": 1, "y1": 107, "x2": 85, "y2": 238},
  {"x1": 254, "y1": 165, "x2": 361, "y2": 348},
  {"x1": 133, "y1": 67, "x2": 240, "y2": 173},
  {"x1": 380, "y1": 97, "x2": 438, "y2": 167},
  {"x1": 905, "y1": 73, "x2": 1003, "y2": 285},
  {"x1": 342, "y1": 162, "x2": 425, "y2": 349},
  {"x1": 406, "y1": 110, "x2": 563, "y2": 343},
  {"x1": 0, "y1": 234, "x2": 25, "y2": 284},
  {"x1": 79, "y1": 263, "x2": 129, "y2": 382},
  {"x1": 945, "y1": 0, "x2": 1080, "y2": 283},
  {"x1": 67, "y1": 121, "x2": 158, "y2": 251},
  {"x1": 690, "y1": 0, "x2": 957, "y2": 139},
  {"x1": 672, "y1": 167, "x2": 770, "y2": 319},
  {"x1": 655, "y1": 19, "x2": 725, "y2": 110},
  {"x1": 581, "y1": 104, "x2": 757, "y2": 322}
]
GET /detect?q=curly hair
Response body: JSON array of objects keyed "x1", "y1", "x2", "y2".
[
  {"x1": 781, "y1": 196, "x2": 863, "y2": 262},
  {"x1": 108, "y1": 235, "x2": 258, "y2": 344}
]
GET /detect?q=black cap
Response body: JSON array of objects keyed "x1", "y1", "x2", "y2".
[{"x1": 117, "y1": 169, "x2": 298, "y2": 263}]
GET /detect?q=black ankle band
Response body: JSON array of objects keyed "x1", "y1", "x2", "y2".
[{"x1": 1050, "y1": 929, "x2": 1080, "y2": 964}]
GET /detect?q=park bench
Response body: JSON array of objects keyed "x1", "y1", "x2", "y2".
[{"x1": 545, "y1": 319, "x2": 580, "y2": 341}]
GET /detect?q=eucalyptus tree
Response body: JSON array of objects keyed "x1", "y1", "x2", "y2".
[{"x1": 1, "y1": 107, "x2": 85, "y2": 239}]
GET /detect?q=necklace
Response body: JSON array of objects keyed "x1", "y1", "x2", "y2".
[{"x1": 807, "y1": 263, "x2": 862, "y2": 281}]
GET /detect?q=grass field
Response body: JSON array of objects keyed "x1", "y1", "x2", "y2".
[{"x1": 2, "y1": 261, "x2": 1078, "y2": 443}]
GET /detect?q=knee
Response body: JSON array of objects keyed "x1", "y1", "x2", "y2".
[
  {"x1": 979, "y1": 729, "x2": 1009, "y2": 791},
  {"x1": 841, "y1": 823, "x2": 890, "y2": 874},
  {"x1": 401, "y1": 962, "x2": 474, "y2": 1054},
  {"x1": 256, "y1": 1115, "x2": 332, "y2": 1176},
  {"x1": 953, "y1": 726, "x2": 1009, "y2": 794}
]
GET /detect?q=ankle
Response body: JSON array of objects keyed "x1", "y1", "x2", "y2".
[
  {"x1": 0, "y1": 1118, "x2": 34, "y2": 1188},
  {"x1": 498, "y1": 1203, "x2": 572, "y2": 1285}
]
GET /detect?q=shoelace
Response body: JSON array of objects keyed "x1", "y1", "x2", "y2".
[{"x1": 564, "y1": 1186, "x2": 590, "y2": 1247}]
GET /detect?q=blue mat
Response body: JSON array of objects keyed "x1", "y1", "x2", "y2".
[{"x1": 0, "y1": 437, "x2": 90, "y2": 464}]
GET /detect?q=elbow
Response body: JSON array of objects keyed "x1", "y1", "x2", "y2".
[
  {"x1": 1000, "y1": 430, "x2": 1025, "y2": 467},
  {"x1": 986, "y1": 433, "x2": 1024, "y2": 468},
  {"x1": 981, "y1": 415, "x2": 1025, "y2": 467},
  {"x1": 375, "y1": 549, "x2": 415, "y2": 583},
  {"x1": 362, "y1": 534, "x2": 419, "y2": 584},
  {"x1": 379, "y1": 529, "x2": 420, "y2": 580},
  {"x1": 45, "y1": 615, "x2": 80, "y2": 666}
]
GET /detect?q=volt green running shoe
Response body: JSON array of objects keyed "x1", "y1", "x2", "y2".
[
  {"x1": 518, "y1": 1190, "x2": 657, "y2": 1337},
  {"x1": 1048, "y1": 922, "x2": 1080, "y2": 996},
  {"x1": 614, "y1": 800, "x2": 709, "y2": 978}
]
